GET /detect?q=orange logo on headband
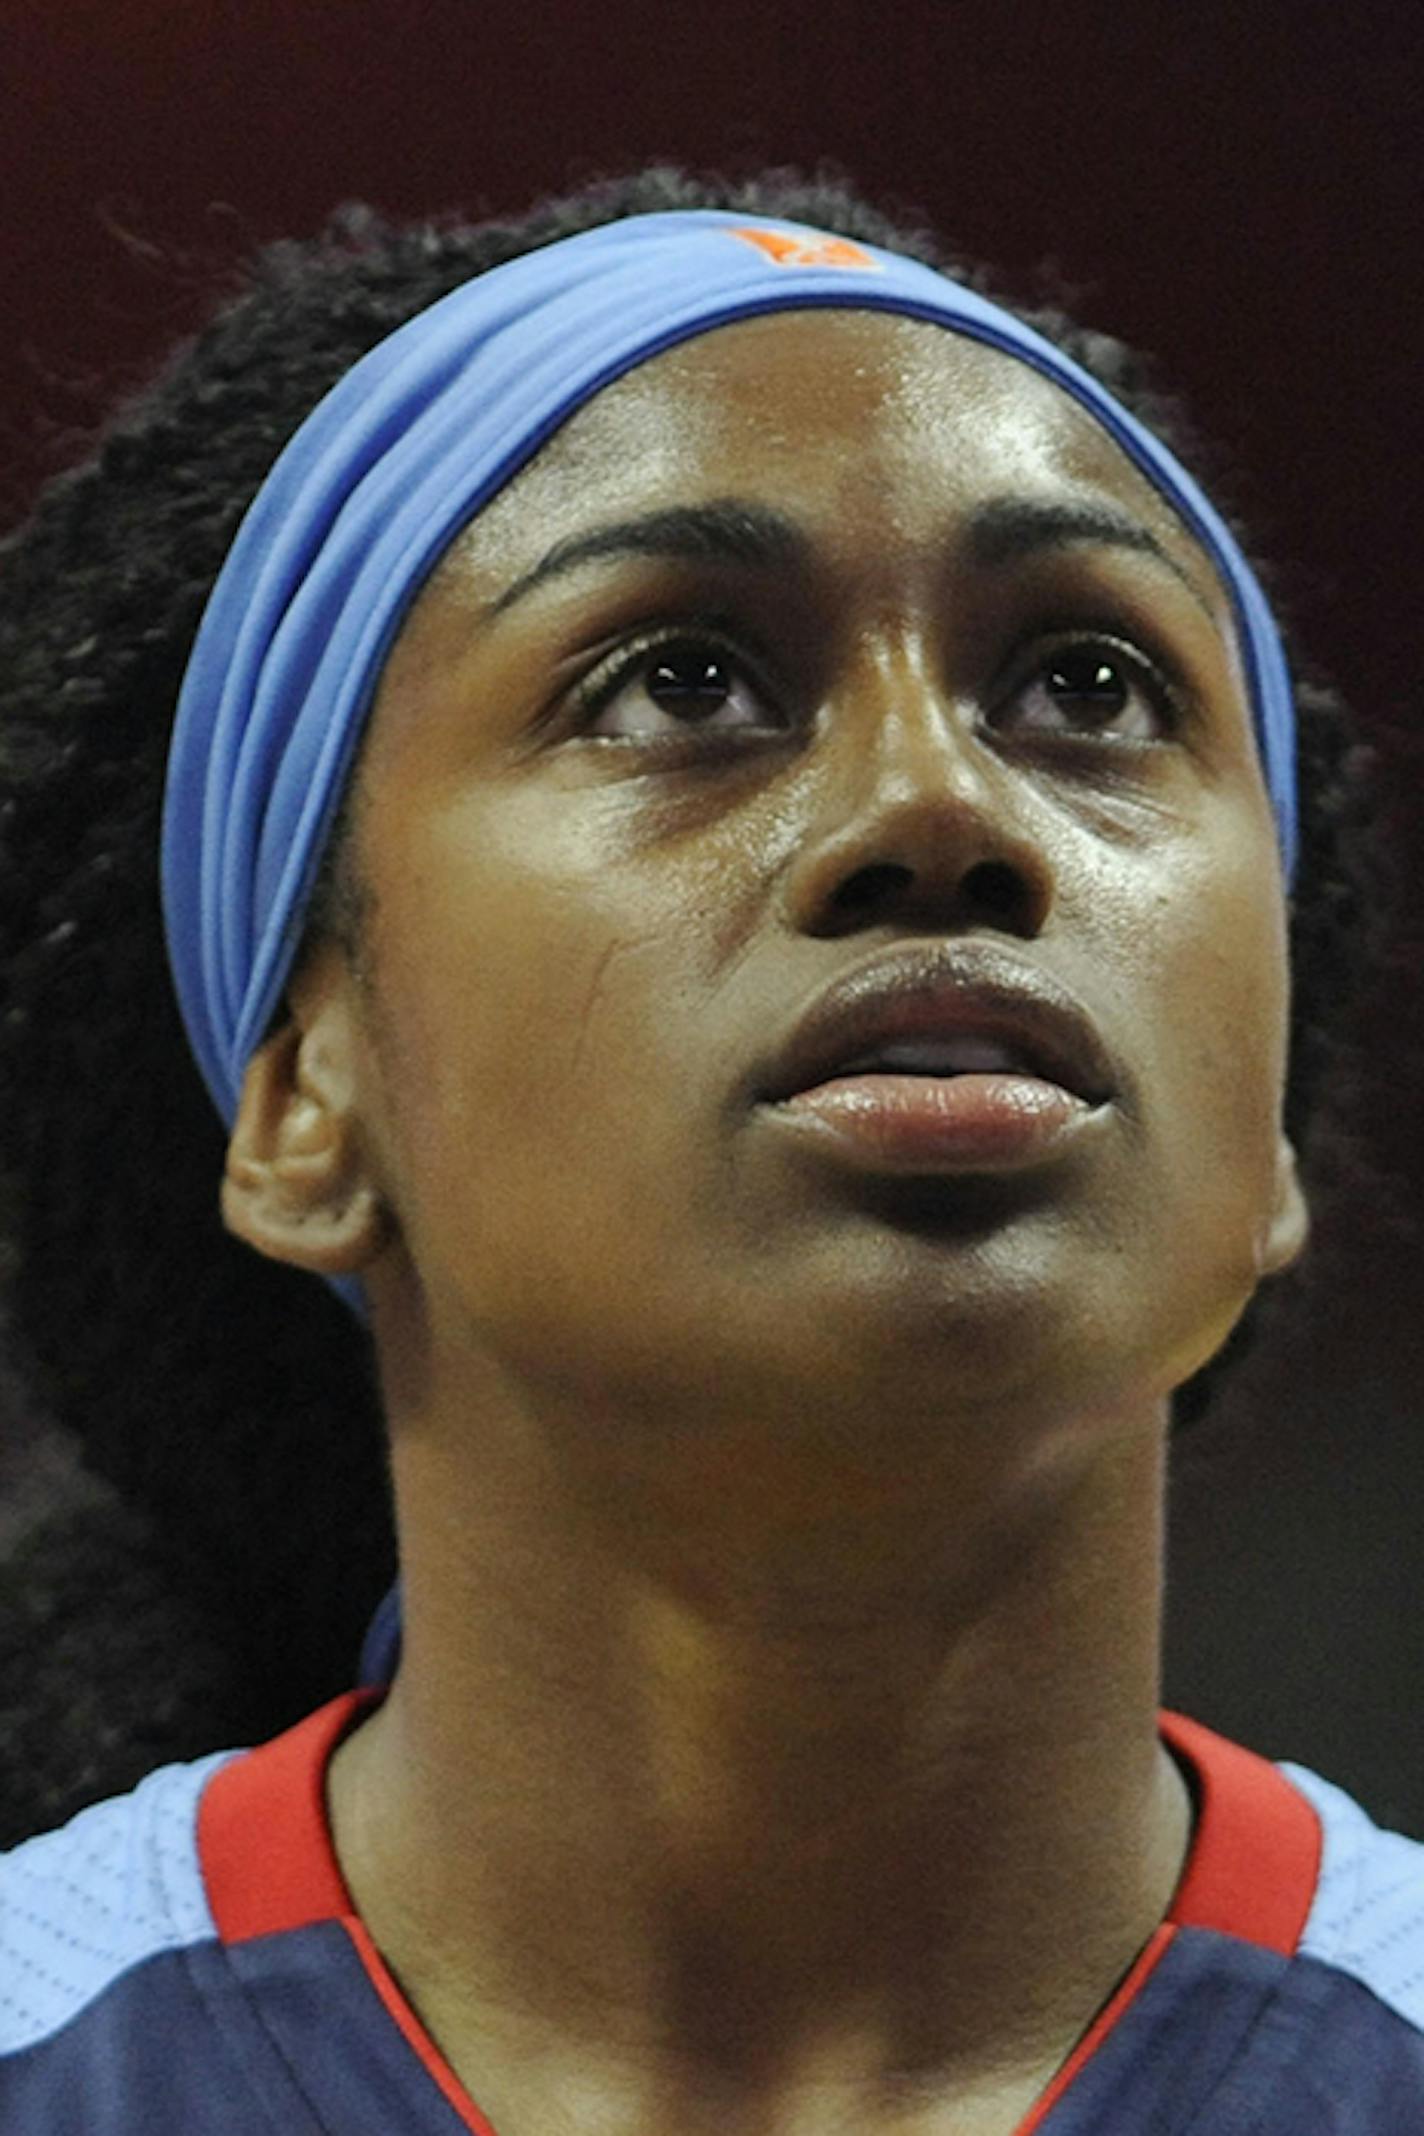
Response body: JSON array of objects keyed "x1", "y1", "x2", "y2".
[{"x1": 729, "y1": 228, "x2": 878, "y2": 271}]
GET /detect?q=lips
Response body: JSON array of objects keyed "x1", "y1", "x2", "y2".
[{"x1": 755, "y1": 943, "x2": 1116, "y2": 1110}]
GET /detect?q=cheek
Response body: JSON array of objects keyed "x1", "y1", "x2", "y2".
[
  {"x1": 1118, "y1": 849, "x2": 1293, "y2": 1268},
  {"x1": 1037, "y1": 838, "x2": 1293, "y2": 1397},
  {"x1": 357, "y1": 802, "x2": 710, "y2": 1303}
]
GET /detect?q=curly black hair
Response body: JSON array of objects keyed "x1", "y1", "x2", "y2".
[{"x1": 0, "y1": 165, "x2": 1377, "y2": 1843}]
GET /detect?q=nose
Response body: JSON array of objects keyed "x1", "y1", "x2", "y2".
[{"x1": 780, "y1": 648, "x2": 1057, "y2": 941}]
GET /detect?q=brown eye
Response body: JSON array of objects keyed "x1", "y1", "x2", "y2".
[
  {"x1": 1048, "y1": 651, "x2": 1129, "y2": 714},
  {"x1": 645, "y1": 651, "x2": 737, "y2": 716},
  {"x1": 578, "y1": 633, "x2": 781, "y2": 740},
  {"x1": 1002, "y1": 641, "x2": 1173, "y2": 741}
]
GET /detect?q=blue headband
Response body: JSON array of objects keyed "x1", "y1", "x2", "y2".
[{"x1": 163, "y1": 205, "x2": 1298, "y2": 1152}]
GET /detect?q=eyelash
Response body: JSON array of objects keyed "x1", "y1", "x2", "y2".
[
  {"x1": 567, "y1": 618, "x2": 1187, "y2": 746},
  {"x1": 994, "y1": 624, "x2": 1188, "y2": 741},
  {"x1": 569, "y1": 619, "x2": 774, "y2": 735}
]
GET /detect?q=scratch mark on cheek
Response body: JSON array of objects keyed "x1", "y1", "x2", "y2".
[{"x1": 569, "y1": 937, "x2": 629, "y2": 1084}]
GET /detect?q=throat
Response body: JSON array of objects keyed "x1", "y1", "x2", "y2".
[
  {"x1": 327, "y1": 1403, "x2": 1179, "y2": 2111},
  {"x1": 331, "y1": 1685, "x2": 1188, "y2": 2136},
  {"x1": 329, "y1": 1600, "x2": 1181, "y2": 2112}
]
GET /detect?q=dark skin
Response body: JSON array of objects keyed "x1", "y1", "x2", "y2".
[{"x1": 224, "y1": 312, "x2": 1308, "y2": 2134}]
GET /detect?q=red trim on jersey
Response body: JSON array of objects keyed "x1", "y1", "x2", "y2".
[
  {"x1": 200, "y1": 1690, "x2": 498, "y2": 2135},
  {"x1": 1160, "y1": 1709, "x2": 1322, "y2": 1955},
  {"x1": 1015, "y1": 1923, "x2": 1177, "y2": 2135},
  {"x1": 199, "y1": 1693, "x2": 366, "y2": 1942},
  {"x1": 1017, "y1": 1716, "x2": 1321, "y2": 2132},
  {"x1": 342, "y1": 1913, "x2": 500, "y2": 2136},
  {"x1": 198, "y1": 1695, "x2": 1323, "y2": 2136}
]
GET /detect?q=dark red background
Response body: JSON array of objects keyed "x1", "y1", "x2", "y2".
[{"x1": 3, "y1": 0, "x2": 1422, "y2": 1818}]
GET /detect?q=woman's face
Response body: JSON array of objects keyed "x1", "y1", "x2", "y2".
[{"x1": 324, "y1": 309, "x2": 1304, "y2": 1439}]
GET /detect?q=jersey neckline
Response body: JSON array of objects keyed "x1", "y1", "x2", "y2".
[{"x1": 198, "y1": 1693, "x2": 1322, "y2": 2136}]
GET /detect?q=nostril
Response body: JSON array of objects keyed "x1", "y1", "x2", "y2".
[
  {"x1": 963, "y1": 860, "x2": 1024, "y2": 918},
  {"x1": 831, "y1": 861, "x2": 914, "y2": 913}
]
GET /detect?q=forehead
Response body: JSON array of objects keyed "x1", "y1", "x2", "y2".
[{"x1": 437, "y1": 308, "x2": 1225, "y2": 612}]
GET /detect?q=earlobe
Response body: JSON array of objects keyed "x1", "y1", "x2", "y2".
[
  {"x1": 221, "y1": 1013, "x2": 390, "y2": 1277},
  {"x1": 1259, "y1": 1133, "x2": 1310, "y2": 1279}
]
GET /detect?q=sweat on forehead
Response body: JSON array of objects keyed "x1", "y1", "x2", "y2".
[
  {"x1": 433, "y1": 312, "x2": 1226, "y2": 629},
  {"x1": 161, "y1": 208, "x2": 1299, "y2": 1167}
]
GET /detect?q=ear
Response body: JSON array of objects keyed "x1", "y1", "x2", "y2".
[
  {"x1": 1258, "y1": 1132, "x2": 1310, "y2": 1279},
  {"x1": 221, "y1": 964, "x2": 390, "y2": 1277}
]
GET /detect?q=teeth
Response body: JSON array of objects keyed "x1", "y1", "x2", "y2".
[{"x1": 839, "y1": 1038, "x2": 1028, "y2": 1076}]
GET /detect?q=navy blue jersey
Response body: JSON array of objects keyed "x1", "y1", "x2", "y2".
[{"x1": 3, "y1": 1694, "x2": 1423, "y2": 2131}]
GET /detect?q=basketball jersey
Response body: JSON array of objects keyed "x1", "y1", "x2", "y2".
[{"x1": 3, "y1": 1695, "x2": 1423, "y2": 2131}]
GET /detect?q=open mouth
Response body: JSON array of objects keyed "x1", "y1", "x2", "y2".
[
  {"x1": 816, "y1": 1035, "x2": 1070, "y2": 1085},
  {"x1": 751, "y1": 945, "x2": 1116, "y2": 1175}
]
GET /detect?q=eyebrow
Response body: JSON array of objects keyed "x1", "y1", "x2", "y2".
[
  {"x1": 964, "y1": 496, "x2": 1217, "y2": 615},
  {"x1": 488, "y1": 492, "x2": 1218, "y2": 617},
  {"x1": 489, "y1": 501, "x2": 807, "y2": 614}
]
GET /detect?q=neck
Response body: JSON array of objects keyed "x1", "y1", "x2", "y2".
[{"x1": 328, "y1": 1362, "x2": 1188, "y2": 2127}]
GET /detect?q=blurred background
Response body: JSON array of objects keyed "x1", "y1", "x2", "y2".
[{"x1": 2, "y1": 0, "x2": 1421, "y2": 1822}]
